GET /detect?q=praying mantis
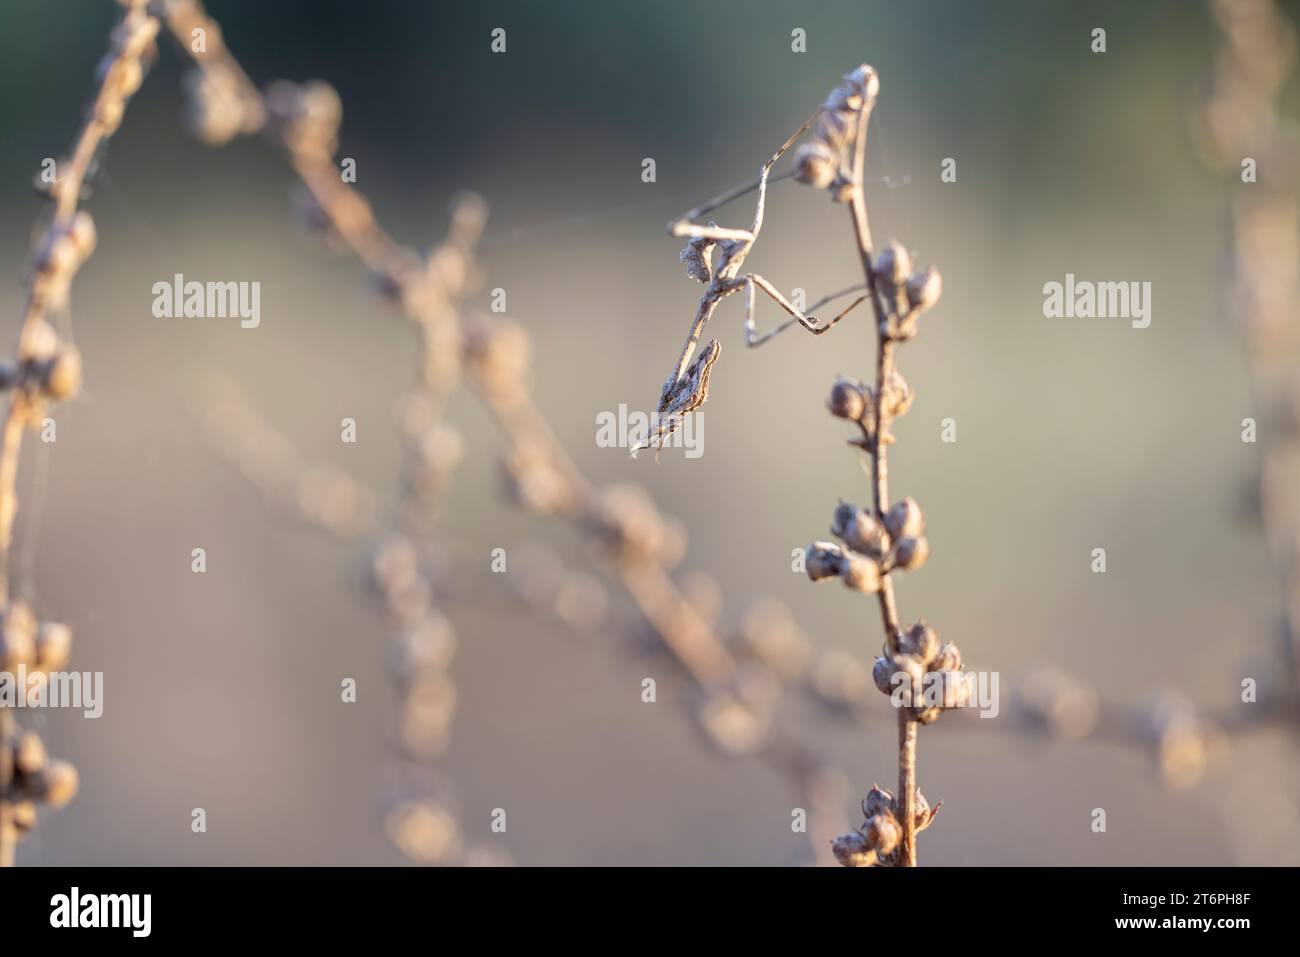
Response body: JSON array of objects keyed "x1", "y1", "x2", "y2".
[{"x1": 638, "y1": 70, "x2": 885, "y2": 455}]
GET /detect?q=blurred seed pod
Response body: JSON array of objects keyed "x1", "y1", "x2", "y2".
[
  {"x1": 930, "y1": 641, "x2": 962, "y2": 673},
  {"x1": 464, "y1": 317, "x2": 532, "y2": 407},
  {"x1": 833, "y1": 505, "x2": 890, "y2": 559},
  {"x1": 805, "y1": 541, "x2": 846, "y2": 581},
  {"x1": 794, "y1": 141, "x2": 838, "y2": 189},
  {"x1": 42, "y1": 349, "x2": 83, "y2": 401},
  {"x1": 873, "y1": 241, "x2": 912, "y2": 287},
  {"x1": 871, "y1": 655, "x2": 894, "y2": 695},
  {"x1": 34, "y1": 760, "x2": 79, "y2": 809},
  {"x1": 811, "y1": 648, "x2": 872, "y2": 708},
  {"x1": 11, "y1": 801, "x2": 38, "y2": 833},
  {"x1": 503, "y1": 441, "x2": 576, "y2": 516},
  {"x1": 384, "y1": 799, "x2": 462, "y2": 865},
  {"x1": 906, "y1": 266, "x2": 943, "y2": 312},
  {"x1": 863, "y1": 784, "x2": 894, "y2": 818},
  {"x1": 893, "y1": 535, "x2": 931, "y2": 571},
  {"x1": 827, "y1": 376, "x2": 868, "y2": 421},
  {"x1": 884, "y1": 497, "x2": 925, "y2": 541},
  {"x1": 697, "y1": 688, "x2": 771, "y2": 755},
  {"x1": 865, "y1": 812, "x2": 900, "y2": 854},
  {"x1": 840, "y1": 551, "x2": 882, "y2": 592},
  {"x1": 898, "y1": 621, "x2": 939, "y2": 665},
  {"x1": 831, "y1": 830, "x2": 874, "y2": 867},
  {"x1": 814, "y1": 109, "x2": 854, "y2": 151},
  {"x1": 1, "y1": 601, "x2": 38, "y2": 670},
  {"x1": 880, "y1": 368, "x2": 913, "y2": 419},
  {"x1": 1019, "y1": 668, "x2": 1100, "y2": 739},
  {"x1": 399, "y1": 672, "x2": 457, "y2": 759},
  {"x1": 34, "y1": 621, "x2": 72, "y2": 672},
  {"x1": 391, "y1": 612, "x2": 457, "y2": 681},
  {"x1": 736, "y1": 599, "x2": 811, "y2": 681},
  {"x1": 14, "y1": 731, "x2": 47, "y2": 775},
  {"x1": 1139, "y1": 691, "x2": 1224, "y2": 790}
]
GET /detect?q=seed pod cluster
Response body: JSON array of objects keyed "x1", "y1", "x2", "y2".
[
  {"x1": 831, "y1": 783, "x2": 939, "y2": 867},
  {"x1": 0, "y1": 601, "x2": 73, "y2": 677},
  {"x1": 2, "y1": 725, "x2": 78, "y2": 843},
  {"x1": 794, "y1": 65, "x2": 880, "y2": 203},
  {"x1": 872, "y1": 240, "x2": 943, "y2": 340},
  {"x1": 872, "y1": 621, "x2": 967, "y2": 723},
  {"x1": 826, "y1": 368, "x2": 912, "y2": 447}
]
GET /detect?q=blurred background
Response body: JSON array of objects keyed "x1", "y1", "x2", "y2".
[{"x1": 1, "y1": 0, "x2": 1298, "y2": 865}]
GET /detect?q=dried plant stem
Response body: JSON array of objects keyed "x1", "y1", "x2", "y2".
[
  {"x1": 845, "y1": 88, "x2": 920, "y2": 866},
  {"x1": 0, "y1": 2, "x2": 157, "y2": 596},
  {"x1": 0, "y1": 0, "x2": 156, "y2": 868}
]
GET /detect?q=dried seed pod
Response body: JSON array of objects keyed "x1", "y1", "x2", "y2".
[
  {"x1": 391, "y1": 613, "x2": 457, "y2": 680},
  {"x1": 906, "y1": 266, "x2": 943, "y2": 312},
  {"x1": 911, "y1": 787, "x2": 938, "y2": 831},
  {"x1": 823, "y1": 83, "x2": 863, "y2": 114},
  {"x1": 35, "y1": 760, "x2": 79, "y2": 808},
  {"x1": 894, "y1": 535, "x2": 931, "y2": 570},
  {"x1": 847, "y1": 64, "x2": 880, "y2": 99},
  {"x1": 22, "y1": 320, "x2": 62, "y2": 365},
  {"x1": 929, "y1": 670, "x2": 970, "y2": 709},
  {"x1": 840, "y1": 510, "x2": 889, "y2": 559},
  {"x1": 11, "y1": 801, "x2": 38, "y2": 832},
  {"x1": 814, "y1": 109, "x2": 854, "y2": 151},
  {"x1": 67, "y1": 212, "x2": 97, "y2": 259},
  {"x1": 865, "y1": 812, "x2": 900, "y2": 854},
  {"x1": 884, "y1": 497, "x2": 925, "y2": 541},
  {"x1": 805, "y1": 541, "x2": 846, "y2": 581},
  {"x1": 899, "y1": 621, "x2": 939, "y2": 665},
  {"x1": 930, "y1": 641, "x2": 962, "y2": 673},
  {"x1": 863, "y1": 784, "x2": 894, "y2": 817},
  {"x1": 15, "y1": 731, "x2": 47, "y2": 774},
  {"x1": 794, "y1": 141, "x2": 838, "y2": 189},
  {"x1": 914, "y1": 705, "x2": 942, "y2": 724},
  {"x1": 830, "y1": 502, "x2": 857, "y2": 539},
  {"x1": 34, "y1": 622, "x2": 72, "y2": 672},
  {"x1": 873, "y1": 241, "x2": 912, "y2": 287},
  {"x1": 384, "y1": 800, "x2": 462, "y2": 865},
  {"x1": 871, "y1": 655, "x2": 894, "y2": 695},
  {"x1": 1, "y1": 601, "x2": 38, "y2": 670},
  {"x1": 880, "y1": 368, "x2": 913, "y2": 419},
  {"x1": 831, "y1": 830, "x2": 874, "y2": 867},
  {"x1": 43, "y1": 349, "x2": 83, "y2": 401},
  {"x1": 827, "y1": 376, "x2": 867, "y2": 421},
  {"x1": 698, "y1": 690, "x2": 770, "y2": 755},
  {"x1": 840, "y1": 551, "x2": 881, "y2": 593},
  {"x1": 889, "y1": 653, "x2": 925, "y2": 706}
]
